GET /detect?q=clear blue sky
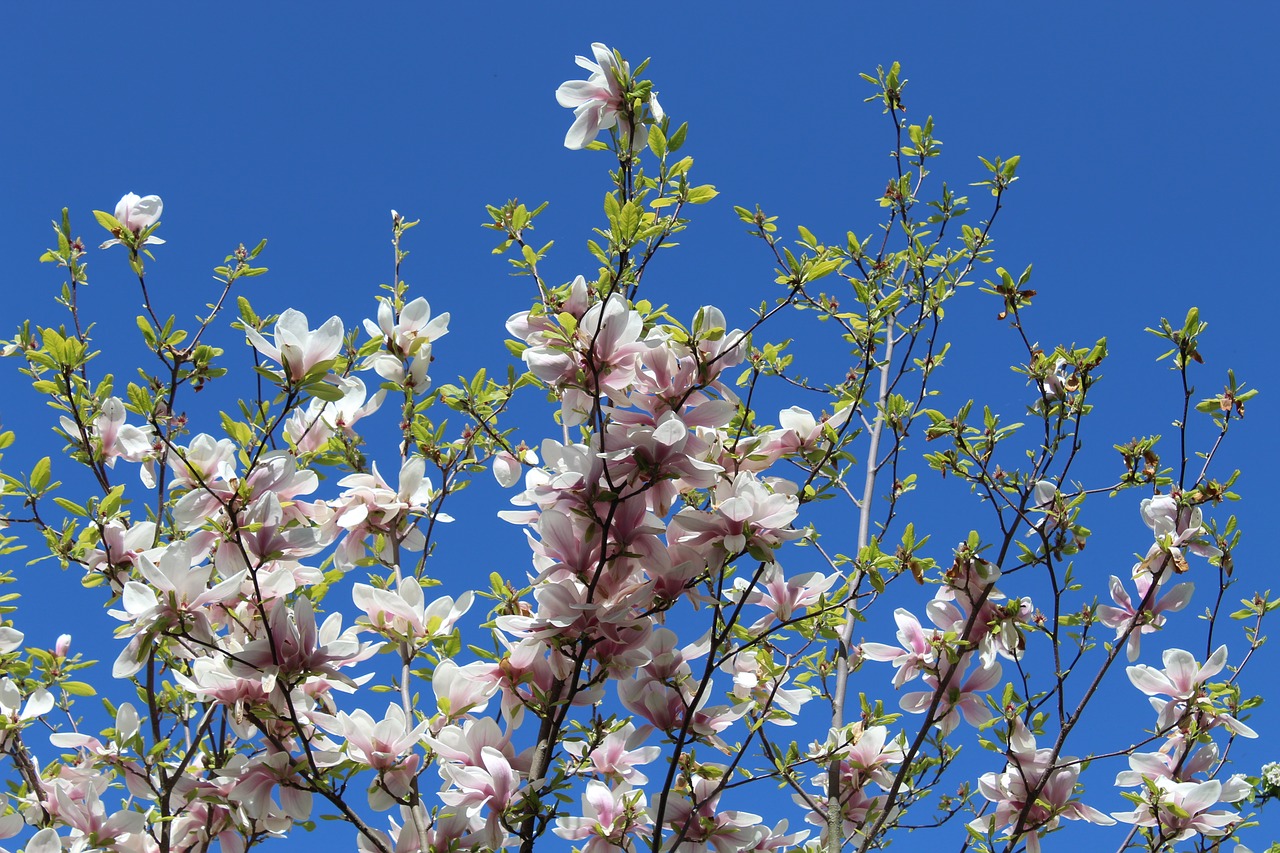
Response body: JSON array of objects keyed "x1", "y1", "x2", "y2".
[{"x1": 3, "y1": 3, "x2": 1278, "y2": 851}]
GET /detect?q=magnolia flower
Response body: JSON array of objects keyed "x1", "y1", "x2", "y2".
[
  {"x1": 492, "y1": 447, "x2": 538, "y2": 489},
  {"x1": 860, "y1": 607, "x2": 939, "y2": 688},
  {"x1": 1127, "y1": 645, "x2": 1257, "y2": 737},
  {"x1": 1097, "y1": 574, "x2": 1193, "y2": 661},
  {"x1": 1135, "y1": 493, "x2": 1222, "y2": 574},
  {"x1": 1040, "y1": 357, "x2": 1071, "y2": 398},
  {"x1": 777, "y1": 405, "x2": 852, "y2": 454},
  {"x1": 438, "y1": 745, "x2": 521, "y2": 819},
  {"x1": 352, "y1": 579, "x2": 473, "y2": 645},
  {"x1": 363, "y1": 297, "x2": 450, "y2": 355},
  {"x1": 970, "y1": 719, "x2": 1113, "y2": 853},
  {"x1": 1128, "y1": 646, "x2": 1226, "y2": 711},
  {"x1": 555, "y1": 43, "x2": 627, "y2": 149},
  {"x1": 553, "y1": 781, "x2": 650, "y2": 852},
  {"x1": 900, "y1": 658, "x2": 1002, "y2": 735},
  {"x1": 1111, "y1": 777, "x2": 1243, "y2": 840},
  {"x1": 0, "y1": 676, "x2": 53, "y2": 748},
  {"x1": 315, "y1": 703, "x2": 427, "y2": 810},
  {"x1": 60, "y1": 396, "x2": 155, "y2": 469},
  {"x1": 563, "y1": 722, "x2": 660, "y2": 785},
  {"x1": 100, "y1": 193, "x2": 164, "y2": 249},
  {"x1": 244, "y1": 308, "x2": 344, "y2": 383},
  {"x1": 0, "y1": 627, "x2": 22, "y2": 655}
]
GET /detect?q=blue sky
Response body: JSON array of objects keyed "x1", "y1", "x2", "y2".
[{"x1": 3, "y1": 3, "x2": 1279, "y2": 851}]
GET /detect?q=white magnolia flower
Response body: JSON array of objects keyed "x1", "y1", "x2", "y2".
[
  {"x1": 100, "y1": 192, "x2": 165, "y2": 249},
  {"x1": 244, "y1": 308, "x2": 344, "y2": 382},
  {"x1": 556, "y1": 43, "x2": 625, "y2": 149}
]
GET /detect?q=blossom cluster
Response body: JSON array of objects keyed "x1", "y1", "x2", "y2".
[{"x1": 0, "y1": 41, "x2": 1263, "y2": 853}]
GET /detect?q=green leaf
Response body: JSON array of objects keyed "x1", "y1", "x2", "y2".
[
  {"x1": 647, "y1": 124, "x2": 667, "y2": 159},
  {"x1": 93, "y1": 210, "x2": 124, "y2": 233},
  {"x1": 30, "y1": 457, "x2": 51, "y2": 493},
  {"x1": 308, "y1": 382, "x2": 346, "y2": 402},
  {"x1": 668, "y1": 122, "x2": 688, "y2": 151},
  {"x1": 686, "y1": 185, "x2": 718, "y2": 204}
]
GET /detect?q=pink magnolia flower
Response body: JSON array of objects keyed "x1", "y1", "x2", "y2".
[
  {"x1": 900, "y1": 657, "x2": 1001, "y2": 735},
  {"x1": 320, "y1": 375, "x2": 385, "y2": 436},
  {"x1": 60, "y1": 397, "x2": 155, "y2": 469},
  {"x1": 100, "y1": 193, "x2": 164, "y2": 249},
  {"x1": 860, "y1": 608, "x2": 939, "y2": 688},
  {"x1": 563, "y1": 721, "x2": 659, "y2": 785},
  {"x1": 553, "y1": 780, "x2": 650, "y2": 852},
  {"x1": 734, "y1": 562, "x2": 837, "y2": 632},
  {"x1": 284, "y1": 397, "x2": 335, "y2": 453},
  {"x1": 969, "y1": 719, "x2": 1113, "y2": 853},
  {"x1": 234, "y1": 595, "x2": 373, "y2": 682},
  {"x1": 659, "y1": 768, "x2": 764, "y2": 851},
  {"x1": 48, "y1": 784, "x2": 150, "y2": 851},
  {"x1": 0, "y1": 677, "x2": 53, "y2": 747},
  {"x1": 1128, "y1": 645, "x2": 1223, "y2": 702},
  {"x1": 837, "y1": 725, "x2": 905, "y2": 789},
  {"x1": 1097, "y1": 574, "x2": 1193, "y2": 661},
  {"x1": 352, "y1": 578, "x2": 473, "y2": 645},
  {"x1": 1135, "y1": 493, "x2": 1222, "y2": 574},
  {"x1": 244, "y1": 308, "x2": 344, "y2": 383},
  {"x1": 171, "y1": 658, "x2": 277, "y2": 737},
  {"x1": 1127, "y1": 646, "x2": 1257, "y2": 738},
  {"x1": 670, "y1": 471, "x2": 803, "y2": 565},
  {"x1": 555, "y1": 43, "x2": 626, "y2": 149},
  {"x1": 1111, "y1": 777, "x2": 1243, "y2": 841},
  {"x1": 331, "y1": 457, "x2": 451, "y2": 570},
  {"x1": 110, "y1": 540, "x2": 245, "y2": 678},
  {"x1": 432, "y1": 659, "x2": 500, "y2": 720},
  {"x1": 777, "y1": 405, "x2": 852, "y2": 455},
  {"x1": 315, "y1": 703, "x2": 427, "y2": 810},
  {"x1": 437, "y1": 745, "x2": 521, "y2": 820},
  {"x1": 1114, "y1": 741, "x2": 1252, "y2": 803},
  {"x1": 363, "y1": 296, "x2": 450, "y2": 355}
]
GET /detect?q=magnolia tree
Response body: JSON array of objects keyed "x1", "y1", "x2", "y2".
[{"x1": 0, "y1": 45, "x2": 1271, "y2": 853}]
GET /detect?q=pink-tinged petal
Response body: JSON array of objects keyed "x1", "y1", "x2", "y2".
[
  {"x1": 564, "y1": 106, "x2": 603, "y2": 150},
  {"x1": 957, "y1": 695, "x2": 992, "y2": 728},
  {"x1": 1095, "y1": 605, "x2": 1127, "y2": 629},
  {"x1": 1126, "y1": 664, "x2": 1174, "y2": 696},
  {"x1": 1221, "y1": 714, "x2": 1258, "y2": 738},
  {"x1": 965, "y1": 661, "x2": 1002, "y2": 693},
  {"x1": 1200, "y1": 644, "x2": 1228, "y2": 681},
  {"x1": 1161, "y1": 648, "x2": 1199, "y2": 694},
  {"x1": 1158, "y1": 582, "x2": 1195, "y2": 613},
  {"x1": 26, "y1": 828, "x2": 63, "y2": 853},
  {"x1": 115, "y1": 193, "x2": 138, "y2": 222},
  {"x1": 899, "y1": 691, "x2": 932, "y2": 714},
  {"x1": 24, "y1": 688, "x2": 54, "y2": 719},
  {"x1": 590, "y1": 43, "x2": 614, "y2": 72},
  {"x1": 244, "y1": 324, "x2": 280, "y2": 362},
  {"x1": 892, "y1": 608, "x2": 929, "y2": 650},
  {"x1": 1108, "y1": 575, "x2": 1132, "y2": 610},
  {"x1": 859, "y1": 642, "x2": 904, "y2": 663},
  {"x1": 1180, "y1": 779, "x2": 1222, "y2": 814},
  {"x1": 556, "y1": 79, "x2": 605, "y2": 108}
]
